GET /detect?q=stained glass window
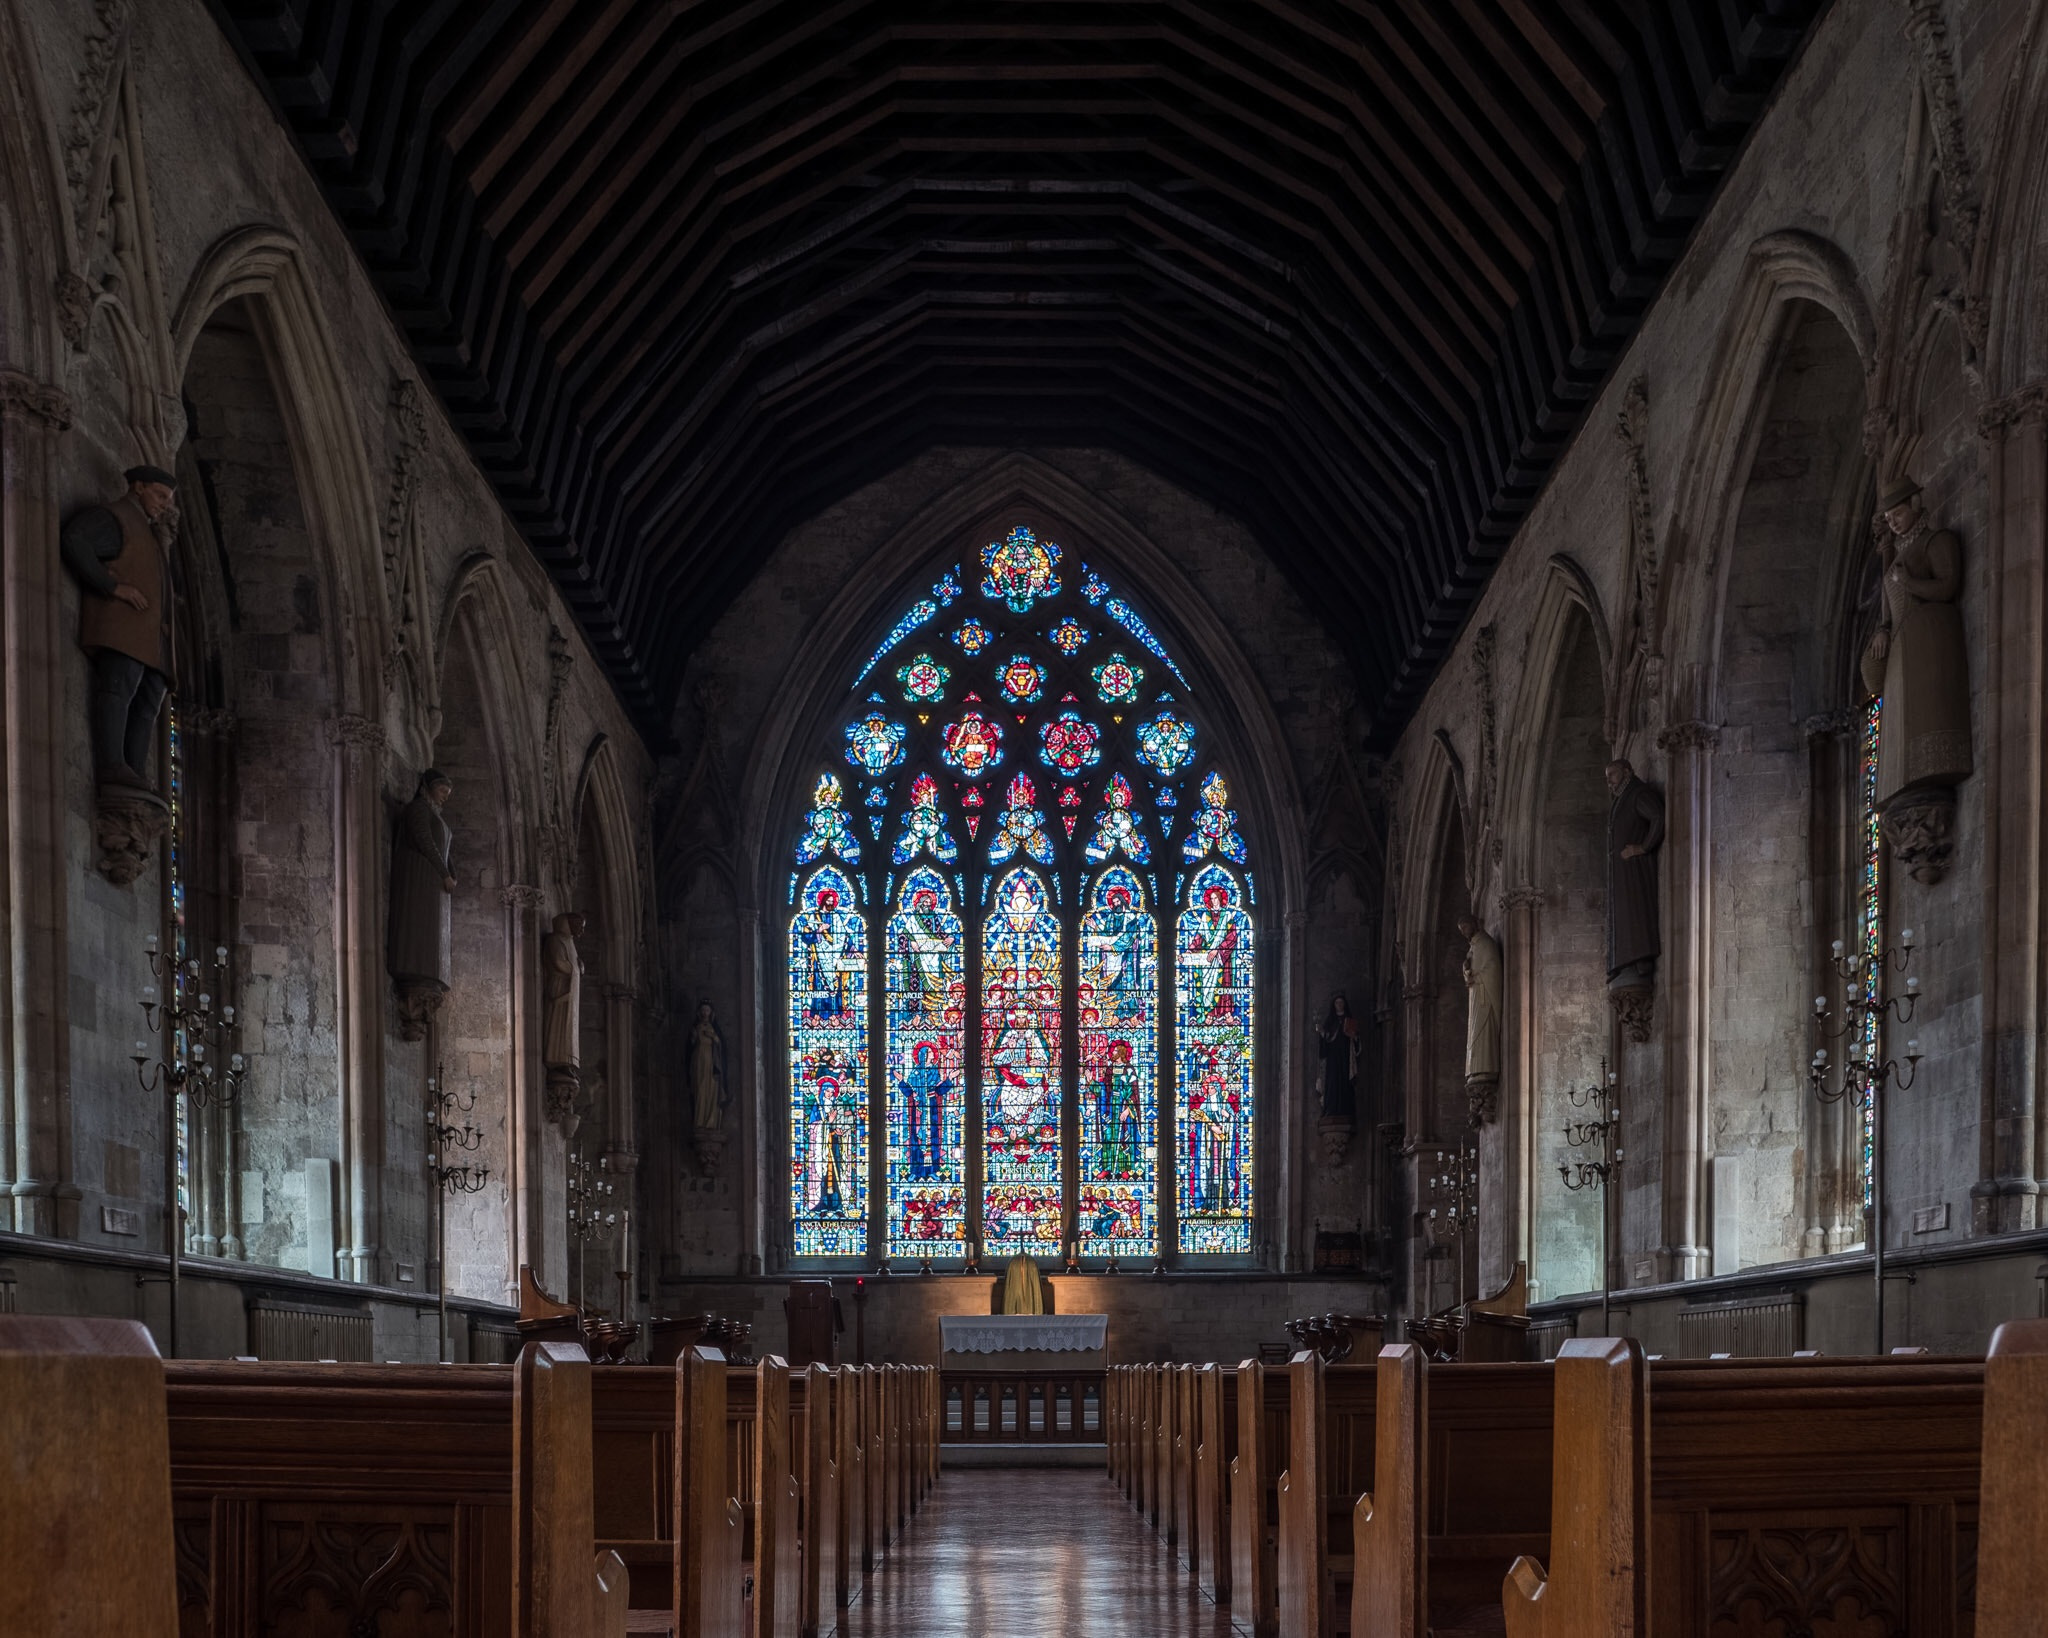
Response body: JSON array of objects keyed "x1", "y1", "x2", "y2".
[
  {"x1": 787, "y1": 525, "x2": 1257, "y2": 1265},
  {"x1": 1079, "y1": 868, "x2": 1157, "y2": 1258},
  {"x1": 1858, "y1": 698, "x2": 1882, "y2": 1215},
  {"x1": 982, "y1": 869, "x2": 1064, "y2": 1253},
  {"x1": 789, "y1": 866, "x2": 869, "y2": 1256},
  {"x1": 886, "y1": 869, "x2": 967, "y2": 1257},
  {"x1": 1176, "y1": 865, "x2": 1255, "y2": 1252}
]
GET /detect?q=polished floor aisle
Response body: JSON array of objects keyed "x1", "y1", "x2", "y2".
[{"x1": 842, "y1": 1469, "x2": 1234, "y2": 1638}]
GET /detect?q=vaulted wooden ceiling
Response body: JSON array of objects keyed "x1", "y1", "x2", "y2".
[{"x1": 207, "y1": 1, "x2": 1826, "y2": 743}]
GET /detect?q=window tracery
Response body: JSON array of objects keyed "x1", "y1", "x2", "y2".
[{"x1": 785, "y1": 528, "x2": 1257, "y2": 1261}]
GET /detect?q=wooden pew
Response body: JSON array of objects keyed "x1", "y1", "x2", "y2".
[
  {"x1": 792, "y1": 1366, "x2": 840, "y2": 1638},
  {"x1": 1, "y1": 1315, "x2": 180, "y2": 1638},
  {"x1": 1350, "y1": 1345, "x2": 1554, "y2": 1638},
  {"x1": 1155, "y1": 1362, "x2": 1181, "y2": 1544},
  {"x1": 1504, "y1": 1340, "x2": 1985, "y2": 1638},
  {"x1": 833, "y1": 1365, "x2": 866, "y2": 1603},
  {"x1": 1136, "y1": 1365, "x2": 1156, "y2": 1522},
  {"x1": 728, "y1": 1356, "x2": 802, "y2": 1638},
  {"x1": 862, "y1": 1367, "x2": 886, "y2": 1568},
  {"x1": 1174, "y1": 1364, "x2": 1200, "y2": 1574},
  {"x1": 166, "y1": 1342, "x2": 626, "y2": 1637},
  {"x1": 1229, "y1": 1358, "x2": 1289, "y2": 1638},
  {"x1": 1978, "y1": 1317, "x2": 2048, "y2": 1636},
  {"x1": 1193, "y1": 1361, "x2": 1236, "y2": 1604},
  {"x1": 1277, "y1": 1353, "x2": 1376, "y2": 1638},
  {"x1": 1109, "y1": 1366, "x2": 1128, "y2": 1495}
]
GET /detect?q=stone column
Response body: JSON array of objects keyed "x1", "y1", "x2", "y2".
[
  {"x1": 737, "y1": 904, "x2": 765, "y2": 1275},
  {"x1": 502, "y1": 883, "x2": 548, "y2": 1291},
  {"x1": 1974, "y1": 386, "x2": 2048, "y2": 1232},
  {"x1": 330, "y1": 713, "x2": 387, "y2": 1282},
  {"x1": 1494, "y1": 887, "x2": 1543, "y2": 1292},
  {"x1": 1398, "y1": 980, "x2": 1435, "y2": 1319},
  {"x1": 1279, "y1": 906, "x2": 1308, "y2": 1272},
  {"x1": 0, "y1": 373, "x2": 78, "y2": 1238},
  {"x1": 601, "y1": 979, "x2": 639, "y2": 1312},
  {"x1": 1654, "y1": 715, "x2": 1718, "y2": 1283}
]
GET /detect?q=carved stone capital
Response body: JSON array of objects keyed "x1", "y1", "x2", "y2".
[
  {"x1": 1464, "y1": 1074, "x2": 1500, "y2": 1128},
  {"x1": 1611, "y1": 984, "x2": 1655, "y2": 1044},
  {"x1": 0, "y1": 370, "x2": 74, "y2": 431},
  {"x1": 1880, "y1": 785, "x2": 1958, "y2": 884},
  {"x1": 1400, "y1": 983, "x2": 1433, "y2": 1004},
  {"x1": 1802, "y1": 707, "x2": 1859, "y2": 743},
  {"x1": 544, "y1": 1067, "x2": 582, "y2": 1135},
  {"x1": 1315, "y1": 1115, "x2": 1355, "y2": 1167},
  {"x1": 602, "y1": 980, "x2": 640, "y2": 1004},
  {"x1": 93, "y1": 785, "x2": 167, "y2": 885},
  {"x1": 501, "y1": 882, "x2": 544, "y2": 909},
  {"x1": 328, "y1": 712, "x2": 386, "y2": 755},
  {"x1": 1656, "y1": 719, "x2": 1722, "y2": 755},
  {"x1": 1979, "y1": 383, "x2": 2048, "y2": 438},
  {"x1": 1499, "y1": 886, "x2": 1544, "y2": 913},
  {"x1": 692, "y1": 1129, "x2": 729, "y2": 1176},
  {"x1": 180, "y1": 707, "x2": 238, "y2": 739}
]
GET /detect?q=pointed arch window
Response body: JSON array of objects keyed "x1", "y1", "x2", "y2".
[{"x1": 785, "y1": 528, "x2": 1258, "y2": 1263}]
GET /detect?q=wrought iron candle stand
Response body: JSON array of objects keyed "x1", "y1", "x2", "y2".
[
  {"x1": 568, "y1": 1149, "x2": 617, "y2": 1313},
  {"x1": 133, "y1": 935, "x2": 246, "y2": 1359},
  {"x1": 1810, "y1": 925, "x2": 1922, "y2": 1353},
  {"x1": 427, "y1": 1066, "x2": 490, "y2": 1362},
  {"x1": 1425, "y1": 1134, "x2": 1479, "y2": 1312},
  {"x1": 1559, "y1": 1058, "x2": 1622, "y2": 1337}
]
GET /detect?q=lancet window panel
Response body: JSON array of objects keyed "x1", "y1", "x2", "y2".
[
  {"x1": 1175, "y1": 864, "x2": 1255, "y2": 1254},
  {"x1": 783, "y1": 528, "x2": 1259, "y2": 1264}
]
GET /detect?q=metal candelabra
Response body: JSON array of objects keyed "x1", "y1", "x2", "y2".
[
  {"x1": 132, "y1": 934, "x2": 246, "y2": 1359},
  {"x1": 568, "y1": 1149, "x2": 618, "y2": 1312},
  {"x1": 1559, "y1": 1058, "x2": 1622, "y2": 1337},
  {"x1": 427, "y1": 1065, "x2": 490, "y2": 1362},
  {"x1": 1424, "y1": 1134, "x2": 1479, "y2": 1311},
  {"x1": 1810, "y1": 925, "x2": 1922, "y2": 1353}
]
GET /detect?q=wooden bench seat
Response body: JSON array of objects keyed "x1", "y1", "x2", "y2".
[
  {"x1": 1229, "y1": 1358, "x2": 1290, "y2": 1638},
  {"x1": 166, "y1": 1342, "x2": 627, "y2": 1637},
  {"x1": 1351, "y1": 1345, "x2": 1553, "y2": 1638},
  {"x1": 1277, "y1": 1354, "x2": 1376, "y2": 1638},
  {"x1": 1505, "y1": 1340, "x2": 1986, "y2": 1638}
]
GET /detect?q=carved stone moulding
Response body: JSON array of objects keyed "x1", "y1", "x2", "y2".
[
  {"x1": 1880, "y1": 783, "x2": 1956, "y2": 885},
  {"x1": 1464, "y1": 1074, "x2": 1500, "y2": 1128},
  {"x1": 544, "y1": 1068, "x2": 581, "y2": 1136},
  {"x1": 1611, "y1": 984, "x2": 1654, "y2": 1044},
  {"x1": 93, "y1": 784, "x2": 168, "y2": 885},
  {"x1": 393, "y1": 977, "x2": 445, "y2": 1043},
  {"x1": 1315, "y1": 1114, "x2": 1355, "y2": 1166}
]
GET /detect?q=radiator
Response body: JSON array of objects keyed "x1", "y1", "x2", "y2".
[
  {"x1": 468, "y1": 1320, "x2": 522, "y2": 1364},
  {"x1": 246, "y1": 1297, "x2": 373, "y2": 1361},
  {"x1": 1675, "y1": 1291, "x2": 1804, "y2": 1358},
  {"x1": 1526, "y1": 1315, "x2": 1577, "y2": 1360}
]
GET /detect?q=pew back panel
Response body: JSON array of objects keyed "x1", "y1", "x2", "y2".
[
  {"x1": 1228, "y1": 1360, "x2": 1288, "y2": 1638},
  {"x1": 1978, "y1": 1319, "x2": 2048, "y2": 1636}
]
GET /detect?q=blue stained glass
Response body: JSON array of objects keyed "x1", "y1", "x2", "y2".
[
  {"x1": 854, "y1": 600, "x2": 938, "y2": 687},
  {"x1": 887, "y1": 869, "x2": 967, "y2": 1257},
  {"x1": 1039, "y1": 710, "x2": 1102, "y2": 774},
  {"x1": 795, "y1": 774, "x2": 861, "y2": 865},
  {"x1": 1050, "y1": 618, "x2": 1090, "y2": 655},
  {"x1": 1182, "y1": 771, "x2": 1247, "y2": 863},
  {"x1": 845, "y1": 712, "x2": 908, "y2": 778},
  {"x1": 981, "y1": 526, "x2": 1062, "y2": 612},
  {"x1": 997, "y1": 654, "x2": 1047, "y2": 704},
  {"x1": 789, "y1": 867, "x2": 869, "y2": 1257},
  {"x1": 1176, "y1": 864, "x2": 1254, "y2": 1253},
  {"x1": 891, "y1": 772, "x2": 959, "y2": 864},
  {"x1": 1092, "y1": 653, "x2": 1144, "y2": 704},
  {"x1": 1085, "y1": 773, "x2": 1150, "y2": 864},
  {"x1": 989, "y1": 773, "x2": 1056, "y2": 865},
  {"x1": 941, "y1": 710, "x2": 1004, "y2": 777},
  {"x1": 981, "y1": 870, "x2": 1064, "y2": 1253},
  {"x1": 1078, "y1": 868, "x2": 1158, "y2": 1259},
  {"x1": 1136, "y1": 713, "x2": 1197, "y2": 775},
  {"x1": 899, "y1": 654, "x2": 950, "y2": 702},
  {"x1": 953, "y1": 620, "x2": 994, "y2": 655}
]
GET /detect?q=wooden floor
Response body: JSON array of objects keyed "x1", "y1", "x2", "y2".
[{"x1": 843, "y1": 1470, "x2": 1234, "y2": 1638}]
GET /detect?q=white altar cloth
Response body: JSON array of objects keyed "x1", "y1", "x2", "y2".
[{"x1": 939, "y1": 1314, "x2": 1108, "y2": 1355}]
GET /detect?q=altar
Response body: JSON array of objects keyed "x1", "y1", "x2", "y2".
[{"x1": 939, "y1": 1313, "x2": 1108, "y2": 1453}]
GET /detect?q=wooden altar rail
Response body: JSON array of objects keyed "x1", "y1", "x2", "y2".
[
  {"x1": 1109, "y1": 1341, "x2": 2048, "y2": 1638},
  {"x1": 940, "y1": 1367, "x2": 1105, "y2": 1443}
]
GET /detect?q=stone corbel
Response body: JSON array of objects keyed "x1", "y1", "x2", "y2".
[{"x1": 0, "y1": 371, "x2": 74, "y2": 431}]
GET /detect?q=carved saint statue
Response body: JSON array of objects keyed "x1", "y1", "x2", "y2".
[
  {"x1": 1315, "y1": 994, "x2": 1360, "y2": 1122},
  {"x1": 1605, "y1": 758, "x2": 1665, "y2": 987},
  {"x1": 690, "y1": 1002, "x2": 728, "y2": 1132},
  {"x1": 388, "y1": 769, "x2": 455, "y2": 1040},
  {"x1": 1456, "y1": 915, "x2": 1502, "y2": 1123},
  {"x1": 1859, "y1": 476, "x2": 1972, "y2": 881},
  {"x1": 61, "y1": 465, "x2": 179, "y2": 791},
  {"x1": 542, "y1": 912, "x2": 587, "y2": 1079}
]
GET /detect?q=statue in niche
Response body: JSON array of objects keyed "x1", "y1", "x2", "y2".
[
  {"x1": 689, "y1": 1002, "x2": 730, "y2": 1175},
  {"x1": 542, "y1": 911, "x2": 587, "y2": 1128},
  {"x1": 62, "y1": 465, "x2": 180, "y2": 883},
  {"x1": 1860, "y1": 476, "x2": 1973, "y2": 883},
  {"x1": 1605, "y1": 757, "x2": 1665, "y2": 1042},
  {"x1": 1314, "y1": 993, "x2": 1360, "y2": 1163},
  {"x1": 388, "y1": 768, "x2": 455, "y2": 1040},
  {"x1": 1456, "y1": 915, "x2": 1502, "y2": 1125}
]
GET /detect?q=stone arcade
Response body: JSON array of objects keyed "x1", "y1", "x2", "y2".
[{"x1": 3, "y1": 3, "x2": 2048, "y2": 1636}]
